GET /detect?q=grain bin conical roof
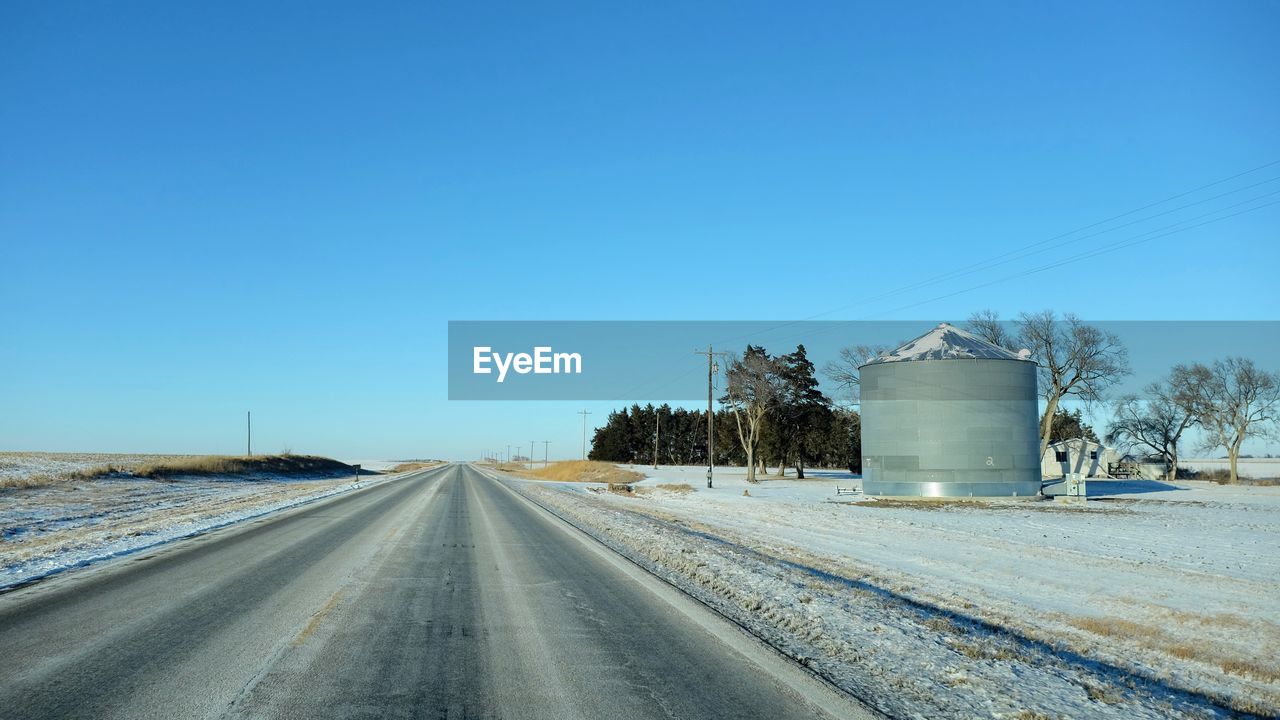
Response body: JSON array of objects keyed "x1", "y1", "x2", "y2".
[{"x1": 861, "y1": 322, "x2": 1030, "y2": 366}]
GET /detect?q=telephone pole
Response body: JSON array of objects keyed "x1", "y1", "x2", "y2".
[
  {"x1": 530, "y1": 441, "x2": 536, "y2": 470},
  {"x1": 578, "y1": 409, "x2": 592, "y2": 460},
  {"x1": 693, "y1": 346, "x2": 726, "y2": 488},
  {"x1": 246, "y1": 411, "x2": 252, "y2": 457},
  {"x1": 542, "y1": 440, "x2": 551, "y2": 467},
  {"x1": 653, "y1": 411, "x2": 660, "y2": 469}
]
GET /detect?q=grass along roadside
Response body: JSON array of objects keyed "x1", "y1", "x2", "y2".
[
  {"x1": 129, "y1": 454, "x2": 365, "y2": 480},
  {"x1": 0, "y1": 453, "x2": 372, "y2": 489},
  {"x1": 0, "y1": 454, "x2": 430, "y2": 590},
  {"x1": 511, "y1": 481, "x2": 1270, "y2": 718},
  {"x1": 0, "y1": 452, "x2": 187, "y2": 489},
  {"x1": 386, "y1": 461, "x2": 444, "y2": 473},
  {"x1": 496, "y1": 460, "x2": 645, "y2": 485},
  {"x1": 0, "y1": 472, "x2": 378, "y2": 591}
]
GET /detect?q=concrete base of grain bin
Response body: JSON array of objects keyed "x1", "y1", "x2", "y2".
[{"x1": 862, "y1": 479, "x2": 1042, "y2": 498}]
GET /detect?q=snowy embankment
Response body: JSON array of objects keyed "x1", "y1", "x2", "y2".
[
  {"x1": 0, "y1": 454, "x2": 421, "y2": 591},
  {"x1": 494, "y1": 465, "x2": 1280, "y2": 719}
]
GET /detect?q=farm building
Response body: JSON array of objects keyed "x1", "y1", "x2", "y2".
[
  {"x1": 859, "y1": 323, "x2": 1042, "y2": 498},
  {"x1": 1041, "y1": 438, "x2": 1124, "y2": 478}
]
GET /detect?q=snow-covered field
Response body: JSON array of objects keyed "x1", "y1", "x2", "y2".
[
  {"x1": 0, "y1": 452, "x2": 191, "y2": 487},
  {"x1": 0, "y1": 453, "x2": 420, "y2": 591},
  {"x1": 493, "y1": 464, "x2": 1280, "y2": 719}
]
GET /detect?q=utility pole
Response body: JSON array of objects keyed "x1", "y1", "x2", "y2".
[
  {"x1": 578, "y1": 409, "x2": 592, "y2": 460},
  {"x1": 506, "y1": 444, "x2": 511, "y2": 464},
  {"x1": 542, "y1": 440, "x2": 550, "y2": 467},
  {"x1": 706, "y1": 345, "x2": 714, "y2": 488},
  {"x1": 246, "y1": 411, "x2": 252, "y2": 457},
  {"x1": 693, "y1": 346, "x2": 726, "y2": 488},
  {"x1": 653, "y1": 411, "x2": 660, "y2": 469},
  {"x1": 530, "y1": 441, "x2": 535, "y2": 470}
]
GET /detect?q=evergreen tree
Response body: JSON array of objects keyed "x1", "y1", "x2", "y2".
[
  {"x1": 1047, "y1": 407, "x2": 1099, "y2": 444},
  {"x1": 769, "y1": 345, "x2": 831, "y2": 478}
]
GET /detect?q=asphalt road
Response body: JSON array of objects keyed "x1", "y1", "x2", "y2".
[{"x1": 0, "y1": 463, "x2": 867, "y2": 719}]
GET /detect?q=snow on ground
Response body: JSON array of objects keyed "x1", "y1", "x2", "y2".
[
  {"x1": 343, "y1": 459, "x2": 407, "y2": 472},
  {"x1": 492, "y1": 464, "x2": 1280, "y2": 719},
  {"x1": 0, "y1": 452, "x2": 189, "y2": 486},
  {"x1": 0, "y1": 454, "x2": 421, "y2": 591}
]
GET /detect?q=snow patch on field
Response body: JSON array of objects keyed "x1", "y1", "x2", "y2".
[
  {"x1": 0, "y1": 455, "x2": 416, "y2": 591},
  {"x1": 494, "y1": 464, "x2": 1280, "y2": 718},
  {"x1": 0, "y1": 452, "x2": 186, "y2": 486}
]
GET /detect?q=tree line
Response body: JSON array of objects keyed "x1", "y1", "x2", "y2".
[
  {"x1": 588, "y1": 346, "x2": 860, "y2": 479},
  {"x1": 589, "y1": 311, "x2": 1280, "y2": 484},
  {"x1": 963, "y1": 311, "x2": 1279, "y2": 484}
]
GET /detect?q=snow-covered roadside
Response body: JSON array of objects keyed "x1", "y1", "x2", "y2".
[
  {"x1": 0, "y1": 464, "x2": 431, "y2": 591},
  {"x1": 0, "y1": 452, "x2": 191, "y2": 486},
  {"x1": 491, "y1": 465, "x2": 1278, "y2": 718}
]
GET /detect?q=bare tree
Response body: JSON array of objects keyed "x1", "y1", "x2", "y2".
[
  {"x1": 1001, "y1": 310, "x2": 1131, "y2": 458},
  {"x1": 724, "y1": 346, "x2": 785, "y2": 483},
  {"x1": 1023, "y1": 311, "x2": 1131, "y2": 458},
  {"x1": 966, "y1": 309, "x2": 1015, "y2": 349},
  {"x1": 1179, "y1": 357, "x2": 1280, "y2": 483},
  {"x1": 1105, "y1": 376, "x2": 1197, "y2": 482},
  {"x1": 822, "y1": 344, "x2": 895, "y2": 409}
]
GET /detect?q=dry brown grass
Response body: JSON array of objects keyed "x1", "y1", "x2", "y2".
[
  {"x1": 1163, "y1": 610, "x2": 1251, "y2": 629},
  {"x1": 1190, "y1": 469, "x2": 1280, "y2": 486},
  {"x1": 0, "y1": 452, "x2": 193, "y2": 489},
  {"x1": 520, "y1": 460, "x2": 644, "y2": 485},
  {"x1": 128, "y1": 454, "x2": 357, "y2": 480},
  {"x1": 1073, "y1": 616, "x2": 1163, "y2": 642},
  {"x1": 923, "y1": 616, "x2": 957, "y2": 634},
  {"x1": 1070, "y1": 614, "x2": 1280, "y2": 684},
  {"x1": 492, "y1": 462, "x2": 530, "y2": 472},
  {"x1": 1166, "y1": 644, "x2": 1197, "y2": 660},
  {"x1": 1, "y1": 455, "x2": 357, "y2": 487},
  {"x1": 1220, "y1": 657, "x2": 1280, "y2": 683},
  {"x1": 953, "y1": 639, "x2": 1017, "y2": 661},
  {"x1": 1083, "y1": 683, "x2": 1124, "y2": 704},
  {"x1": 0, "y1": 474, "x2": 61, "y2": 489},
  {"x1": 387, "y1": 462, "x2": 439, "y2": 473}
]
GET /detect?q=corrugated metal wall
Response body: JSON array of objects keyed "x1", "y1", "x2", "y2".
[{"x1": 861, "y1": 358, "x2": 1041, "y2": 497}]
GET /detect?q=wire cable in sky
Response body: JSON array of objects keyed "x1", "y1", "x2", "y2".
[{"x1": 713, "y1": 159, "x2": 1280, "y2": 347}]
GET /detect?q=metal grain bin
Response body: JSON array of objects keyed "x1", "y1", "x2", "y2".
[{"x1": 859, "y1": 323, "x2": 1041, "y2": 498}]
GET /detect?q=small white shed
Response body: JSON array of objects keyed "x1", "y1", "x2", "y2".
[{"x1": 1042, "y1": 438, "x2": 1123, "y2": 478}]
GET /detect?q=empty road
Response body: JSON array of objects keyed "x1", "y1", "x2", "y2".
[{"x1": 0, "y1": 463, "x2": 867, "y2": 719}]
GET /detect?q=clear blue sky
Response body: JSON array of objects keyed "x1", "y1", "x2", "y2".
[{"x1": 3, "y1": 1, "x2": 1278, "y2": 460}]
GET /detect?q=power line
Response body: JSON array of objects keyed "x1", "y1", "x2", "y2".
[
  {"x1": 713, "y1": 159, "x2": 1280, "y2": 347},
  {"x1": 736, "y1": 191, "x2": 1276, "y2": 399},
  {"x1": 870, "y1": 196, "x2": 1280, "y2": 319},
  {"x1": 577, "y1": 159, "x2": 1280, "y2": 408},
  {"x1": 733, "y1": 188, "x2": 1280, "y2": 349},
  {"x1": 839, "y1": 176, "x2": 1280, "y2": 312}
]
